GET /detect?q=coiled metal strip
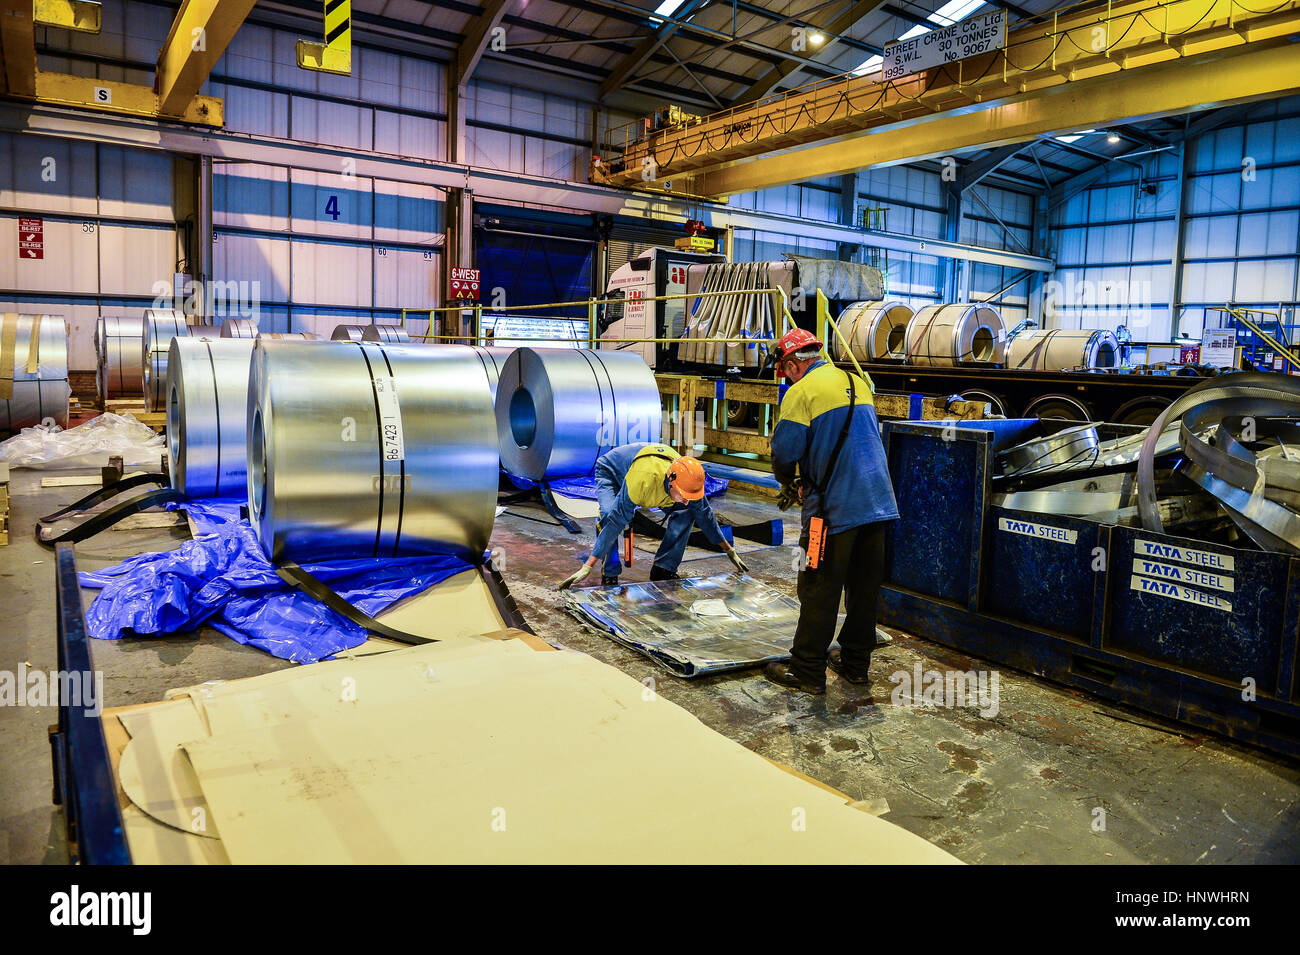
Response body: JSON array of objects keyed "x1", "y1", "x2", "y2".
[
  {"x1": 258, "y1": 331, "x2": 318, "y2": 340},
  {"x1": 221, "y1": 318, "x2": 258, "y2": 338},
  {"x1": 834, "y1": 301, "x2": 912, "y2": 362},
  {"x1": 142, "y1": 309, "x2": 190, "y2": 412},
  {"x1": 1007, "y1": 328, "x2": 1120, "y2": 371},
  {"x1": 495, "y1": 347, "x2": 661, "y2": 481},
  {"x1": 904, "y1": 303, "x2": 1006, "y2": 366},
  {"x1": 362, "y1": 325, "x2": 410, "y2": 344},
  {"x1": 167, "y1": 337, "x2": 256, "y2": 498},
  {"x1": 96, "y1": 315, "x2": 145, "y2": 400},
  {"x1": 1, "y1": 314, "x2": 69, "y2": 431},
  {"x1": 247, "y1": 340, "x2": 498, "y2": 562},
  {"x1": 1000, "y1": 424, "x2": 1101, "y2": 477},
  {"x1": 331, "y1": 325, "x2": 366, "y2": 342}
]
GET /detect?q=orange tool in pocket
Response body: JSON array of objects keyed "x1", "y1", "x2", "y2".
[
  {"x1": 806, "y1": 516, "x2": 826, "y2": 570},
  {"x1": 623, "y1": 528, "x2": 634, "y2": 566}
]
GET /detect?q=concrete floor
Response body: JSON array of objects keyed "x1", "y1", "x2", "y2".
[{"x1": 2, "y1": 467, "x2": 1298, "y2": 864}]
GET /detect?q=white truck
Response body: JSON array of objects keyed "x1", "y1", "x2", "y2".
[{"x1": 600, "y1": 246, "x2": 724, "y2": 369}]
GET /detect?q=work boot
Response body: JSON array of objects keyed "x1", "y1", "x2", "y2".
[
  {"x1": 649, "y1": 566, "x2": 680, "y2": 582},
  {"x1": 601, "y1": 575, "x2": 620, "y2": 586},
  {"x1": 763, "y1": 662, "x2": 826, "y2": 695},
  {"x1": 827, "y1": 649, "x2": 872, "y2": 685}
]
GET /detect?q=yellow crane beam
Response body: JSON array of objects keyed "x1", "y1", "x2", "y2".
[
  {"x1": 592, "y1": 0, "x2": 1300, "y2": 197},
  {"x1": 156, "y1": 0, "x2": 257, "y2": 116},
  {"x1": 297, "y1": 0, "x2": 352, "y2": 75},
  {"x1": 33, "y1": 0, "x2": 102, "y2": 32},
  {"x1": 0, "y1": 0, "x2": 37, "y2": 97}
]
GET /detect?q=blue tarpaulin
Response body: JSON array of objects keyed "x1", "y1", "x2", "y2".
[{"x1": 79, "y1": 499, "x2": 476, "y2": 663}]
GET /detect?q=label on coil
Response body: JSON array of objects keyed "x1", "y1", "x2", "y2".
[{"x1": 373, "y1": 376, "x2": 405, "y2": 462}]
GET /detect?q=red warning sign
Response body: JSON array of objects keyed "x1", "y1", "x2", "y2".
[
  {"x1": 18, "y1": 217, "x2": 43, "y2": 260},
  {"x1": 449, "y1": 266, "x2": 480, "y2": 302}
]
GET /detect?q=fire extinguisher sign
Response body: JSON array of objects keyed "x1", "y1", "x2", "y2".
[{"x1": 18, "y1": 217, "x2": 43, "y2": 260}]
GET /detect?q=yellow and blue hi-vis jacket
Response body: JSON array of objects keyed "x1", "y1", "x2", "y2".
[
  {"x1": 772, "y1": 359, "x2": 899, "y2": 532},
  {"x1": 589, "y1": 443, "x2": 726, "y2": 562}
]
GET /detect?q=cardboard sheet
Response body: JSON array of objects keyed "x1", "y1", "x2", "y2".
[
  {"x1": 121, "y1": 806, "x2": 231, "y2": 865},
  {"x1": 117, "y1": 699, "x2": 219, "y2": 838},
  {"x1": 178, "y1": 648, "x2": 960, "y2": 864}
]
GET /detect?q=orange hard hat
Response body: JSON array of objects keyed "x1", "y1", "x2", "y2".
[
  {"x1": 774, "y1": 327, "x2": 824, "y2": 362},
  {"x1": 667, "y1": 455, "x2": 707, "y2": 500}
]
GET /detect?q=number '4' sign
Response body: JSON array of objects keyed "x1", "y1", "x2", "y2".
[{"x1": 325, "y1": 195, "x2": 340, "y2": 221}]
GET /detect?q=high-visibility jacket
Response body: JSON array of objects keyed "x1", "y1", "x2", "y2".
[
  {"x1": 771, "y1": 360, "x2": 899, "y2": 533},
  {"x1": 589, "y1": 443, "x2": 725, "y2": 561}
]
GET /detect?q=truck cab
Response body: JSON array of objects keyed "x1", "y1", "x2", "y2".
[{"x1": 600, "y1": 246, "x2": 725, "y2": 369}]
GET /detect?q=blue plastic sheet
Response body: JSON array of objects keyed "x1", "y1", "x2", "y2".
[{"x1": 79, "y1": 512, "x2": 476, "y2": 663}]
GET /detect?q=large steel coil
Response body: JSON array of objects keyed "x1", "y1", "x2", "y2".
[
  {"x1": 495, "y1": 347, "x2": 661, "y2": 481},
  {"x1": 258, "y1": 331, "x2": 318, "y2": 340},
  {"x1": 96, "y1": 315, "x2": 145, "y2": 400},
  {"x1": 833, "y1": 300, "x2": 913, "y2": 362},
  {"x1": 142, "y1": 309, "x2": 190, "y2": 412},
  {"x1": 904, "y1": 303, "x2": 1006, "y2": 366},
  {"x1": 1, "y1": 314, "x2": 69, "y2": 432},
  {"x1": 189, "y1": 324, "x2": 221, "y2": 338},
  {"x1": 221, "y1": 318, "x2": 258, "y2": 338},
  {"x1": 362, "y1": 325, "x2": 410, "y2": 344},
  {"x1": 1007, "y1": 328, "x2": 1120, "y2": 371},
  {"x1": 247, "y1": 340, "x2": 498, "y2": 562},
  {"x1": 166, "y1": 337, "x2": 257, "y2": 498},
  {"x1": 331, "y1": 325, "x2": 366, "y2": 342}
]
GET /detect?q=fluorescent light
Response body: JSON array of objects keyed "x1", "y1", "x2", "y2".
[
  {"x1": 650, "y1": 0, "x2": 686, "y2": 24},
  {"x1": 809, "y1": 32, "x2": 825, "y2": 45},
  {"x1": 1107, "y1": 131, "x2": 1121, "y2": 143}
]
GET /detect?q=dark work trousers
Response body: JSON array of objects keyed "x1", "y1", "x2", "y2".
[{"x1": 790, "y1": 520, "x2": 889, "y2": 682}]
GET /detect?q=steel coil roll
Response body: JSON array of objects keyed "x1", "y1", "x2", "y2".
[
  {"x1": 904, "y1": 303, "x2": 1006, "y2": 366},
  {"x1": 247, "y1": 340, "x2": 498, "y2": 562},
  {"x1": 258, "y1": 331, "x2": 318, "y2": 340},
  {"x1": 1, "y1": 314, "x2": 70, "y2": 432},
  {"x1": 1007, "y1": 328, "x2": 1120, "y2": 371},
  {"x1": 167, "y1": 337, "x2": 257, "y2": 498},
  {"x1": 221, "y1": 318, "x2": 258, "y2": 338},
  {"x1": 189, "y1": 324, "x2": 221, "y2": 338},
  {"x1": 331, "y1": 324, "x2": 366, "y2": 342},
  {"x1": 362, "y1": 325, "x2": 410, "y2": 344},
  {"x1": 496, "y1": 347, "x2": 661, "y2": 481},
  {"x1": 96, "y1": 315, "x2": 146, "y2": 400},
  {"x1": 142, "y1": 309, "x2": 190, "y2": 412},
  {"x1": 833, "y1": 301, "x2": 913, "y2": 362}
]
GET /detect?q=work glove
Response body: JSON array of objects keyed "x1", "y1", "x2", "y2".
[
  {"x1": 726, "y1": 547, "x2": 750, "y2": 575},
  {"x1": 557, "y1": 564, "x2": 594, "y2": 591},
  {"x1": 777, "y1": 477, "x2": 803, "y2": 511}
]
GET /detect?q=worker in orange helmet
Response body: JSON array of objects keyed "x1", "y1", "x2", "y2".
[
  {"x1": 557, "y1": 442, "x2": 748, "y2": 589},
  {"x1": 763, "y1": 326, "x2": 898, "y2": 695}
]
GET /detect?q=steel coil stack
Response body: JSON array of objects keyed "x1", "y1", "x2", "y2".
[
  {"x1": 189, "y1": 324, "x2": 221, "y2": 338},
  {"x1": 1007, "y1": 328, "x2": 1121, "y2": 371},
  {"x1": 1, "y1": 314, "x2": 70, "y2": 432},
  {"x1": 495, "y1": 347, "x2": 661, "y2": 481},
  {"x1": 221, "y1": 318, "x2": 258, "y2": 338},
  {"x1": 833, "y1": 301, "x2": 913, "y2": 362},
  {"x1": 247, "y1": 340, "x2": 498, "y2": 562},
  {"x1": 142, "y1": 309, "x2": 190, "y2": 412},
  {"x1": 331, "y1": 325, "x2": 366, "y2": 342},
  {"x1": 258, "y1": 331, "x2": 318, "y2": 340},
  {"x1": 904, "y1": 303, "x2": 1006, "y2": 367},
  {"x1": 96, "y1": 315, "x2": 146, "y2": 400},
  {"x1": 362, "y1": 325, "x2": 410, "y2": 344},
  {"x1": 167, "y1": 337, "x2": 257, "y2": 498}
]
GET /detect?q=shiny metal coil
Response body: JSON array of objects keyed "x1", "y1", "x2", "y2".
[
  {"x1": 833, "y1": 301, "x2": 913, "y2": 362},
  {"x1": 142, "y1": 309, "x2": 190, "y2": 412},
  {"x1": 166, "y1": 337, "x2": 257, "y2": 498},
  {"x1": 188, "y1": 324, "x2": 221, "y2": 338},
  {"x1": 331, "y1": 325, "x2": 366, "y2": 342},
  {"x1": 904, "y1": 303, "x2": 1006, "y2": 366},
  {"x1": 362, "y1": 325, "x2": 411, "y2": 344},
  {"x1": 1007, "y1": 328, "x2": 1120, "y2": 371},
  {"x1": 96, "y1": 314, "x2": 145, "y2": 400},
  {"x1": 495, "y1": 347, "x2": 662, "y2": 481},
  {"x1": 1, "y1": 314, "x2": 70, "y2": 431},
  {"x1": 247, "y1": 340, "x2": 499, "y2": 562},
  {"x1": 258, "y1": 331, "x2": 319, "y2": 340},
  {"x1": 221, "y1": 318, "x2": 258, "y2": 338}
]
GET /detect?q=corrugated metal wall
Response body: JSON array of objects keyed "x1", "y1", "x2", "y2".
[
  {"x1": 0, "y1": 132, "x2": 185, "y2": 369},
  {"x1": 1049, "y1": 98, "x2": 1300, "y2": 343}
]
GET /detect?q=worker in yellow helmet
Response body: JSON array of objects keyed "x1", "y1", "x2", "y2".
[{"x1": 557, "y1": 442, "x2": 748, "y2": 589}]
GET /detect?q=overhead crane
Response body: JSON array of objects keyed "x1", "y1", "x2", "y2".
[{"x1": 591, "y1": 0, "x2": 1300, "y2": 198}]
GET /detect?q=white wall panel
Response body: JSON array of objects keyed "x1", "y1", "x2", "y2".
[
  {"x1": 291, "y1": 97, "x2": 372, "y2": 152},
  {"x1": 214, "y1": 164, "x2": 290, "y2": 232},
  {"x1": 373, "y1": 247, "x2": 438, "y2": 309},
  {"x1": 0, "y1": 133, "x2": 98, "y2": 216},
  {"x1": 290, "y1": 240, "x2": 372, "y2": 308},
  {"x1": 213, "y1": 232, "x2": 290, "y2": 303},
  {"x1": 0, "y1": 216, "x2": 100, "y2": 294},
  {"x1": 372, "y1": 180, "x2": 444, "y2": 245},
  {"x1": 97, "y1": 223, "x2": 175, "y2": 296},
  {"x1": 290, "y1": 170, "x2": 373, "y2": 240},
  {"x1": 97, "y1": 148, "x2": 175, "y2": 221}
]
